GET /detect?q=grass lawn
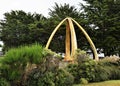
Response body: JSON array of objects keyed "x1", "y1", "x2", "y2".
[{"x1": 74, "y1": 80, "x2": 120, "y2": 86}]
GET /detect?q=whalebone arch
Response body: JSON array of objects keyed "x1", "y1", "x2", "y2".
[{"x1": 45, "y1": 17, "x2": 99, "y2": 61}]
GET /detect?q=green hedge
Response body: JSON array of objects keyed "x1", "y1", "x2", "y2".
[
  {"x1": 26, "y1": 68, "x2": 74, "y2": 86},
  {"x1": 67, "y1": 53, "x2": 120, "y2": 84}
]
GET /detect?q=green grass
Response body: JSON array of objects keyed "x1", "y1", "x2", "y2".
[{"x1": 74, "y1": 80, "x2": 120, "y2": 86}]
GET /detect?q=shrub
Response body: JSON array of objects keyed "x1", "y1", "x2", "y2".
[
  {"x1": 67, "y1": 50, "x2": 120, "y2": 83},
  {"x1": 68, "y1": 59, "x2": 112, "y2": 83},
  {"x1": 92, "y1": 57, "x2": 120, "y2": 82},
  {"x1": 80, "y1": 78, "x2": 88, "y2": 84},
  {"x1": 0, "y1": 78, "x2": 10, "y2": 86},
  {"x1": 110, "y1": 66, "x2": 120, "y2": 80},
  {"x1": 0, "y1": 44, "x2": 47, "y2": 86},
  {"x1": 67, "y1": 49, "x2": 96, "y2": 83},
  {"x1": 26, "y1": 69, "x2": 55, "y2": 86},
  {"x1": 26, "y1": 55, "x2": 74, "y2": 86},
  {"x1": 74, "y1": 49, "x2": 90, "y2": 63},
  {"x1": 55, "y1": 69, "x2": 74, "y2": 86},
  {"x1": 77, "y1": 59, "x2": 97, "y2": 82},
  {"x1": 99, "y1": 57, "x2": 120, "y2": 66},
  {"x1": 92, "y1": 65, "x2": 111, "y2": 82},
  {"x1": 67, "y1": 63, "x2": 78, "y2": 82},
  {"x1": 26, "y1": 48, "x2": 73, "y2": 86}
]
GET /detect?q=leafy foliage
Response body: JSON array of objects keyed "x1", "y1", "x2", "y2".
[
  {"x1": 0, "y1": 10, "x2": 47, "y2": 51},
  {"x1": 26, "y1": 55, "x2": 74, "y2": 86},
  {"x1": 81, "y1": 0, "x2": 120, "y2": 56},
  {"x1": 0, "y1": 1, "x2": 120, "y2": 56},
  {"x1": 80, "y1": 78, "x2": 88, "y2": 84},
  {"x1": 27, "y1": 68, "x2": 74, "y2": 86},
  {"x1": 0, "y1": 44, "x2": 47, "y2": 85},
  {"x1": 67, "y1": 50, "x2": 120, "y2": 83},
  {"x1": 0, "y1": 78, "x2": 10, "y2": 86},
  {"x1": 49, "y1": 3, "x2": 80, "y2": 20},
  {"x1": 0, "y1": 44, "x2": 74, "y2": 86}
]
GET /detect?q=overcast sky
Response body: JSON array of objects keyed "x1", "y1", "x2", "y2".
[{"x1": 0, "y1": 0, "x2": 85, "y2": 19}]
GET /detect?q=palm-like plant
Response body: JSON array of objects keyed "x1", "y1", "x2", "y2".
[{"x1": 49, "y1": 3, "x2": 80, "y2": 21}]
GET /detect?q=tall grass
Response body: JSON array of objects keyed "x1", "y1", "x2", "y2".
[{"x1": 2, "y1": 44, "x2": 45, "y2": 65}]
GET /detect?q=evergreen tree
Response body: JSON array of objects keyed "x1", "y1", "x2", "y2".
[
  {"x1": 0, "y1": 10, "x2": 47, "y2": 51},
  {"x1": 81, "y1": 0, "x2": 120, "y2": 56}
]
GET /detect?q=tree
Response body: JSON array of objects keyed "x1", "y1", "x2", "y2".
[
  {"x1": 49, "y1": 3, "x2": 80, "y2": 20},
  {"x1": 0, "y1": 10, "x2": 47, "y2": 51},
  {"x1": 80, "y1": 0, "x2": 120, "y2": 56},
  {"x1": 47, "y1": 3, "x2": 89, "y2": 52}
]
